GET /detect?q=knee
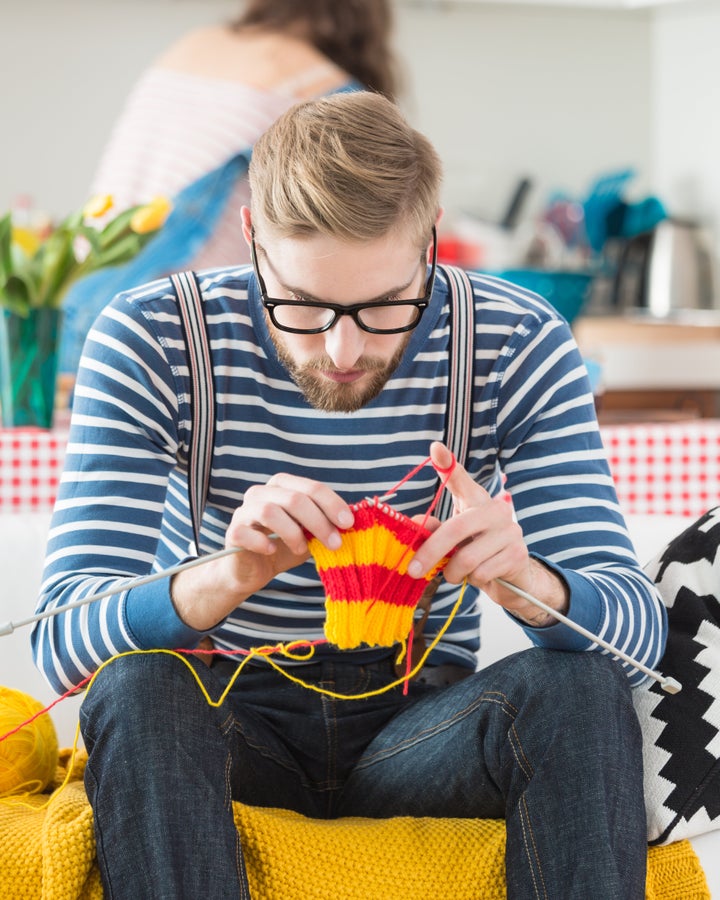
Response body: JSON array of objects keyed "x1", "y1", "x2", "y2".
[
  {"x1": 536, "y1": 646, "x2": 629, "y2": 690},
  {"x1": 509, "y1": 648, "x2": 635, "y2": 724},
  {"x1": 529, "y1": 649, "x2": 640, "y2": 745},
  {"x1": 80, "y1": 651, "x2": 199, "y2": 742}
]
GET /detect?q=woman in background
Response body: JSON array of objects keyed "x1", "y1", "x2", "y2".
[{"x1": 59, "y1": 0, "x2": 401, "y2": 376}]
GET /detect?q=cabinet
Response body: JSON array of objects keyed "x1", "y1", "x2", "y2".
[
  {"x1": 573, "y1": 314, "x2": 720, "y2": 423},
  {"x1": 595, "y1": 389, "x2": 720, "y2": 422}
]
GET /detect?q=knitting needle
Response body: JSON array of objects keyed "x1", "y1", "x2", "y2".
[
  {"x1": 0, "y1": 546, "x2": 244, "y2": 636},
  {"x1": 365, "y1": 489, "x2": 680, "y2": 692},
  {"x1": 495, "y1": 577, "x2": 682, "y2": 694},
  {"x1": 0, "y1": 540, "x2": 682, "y2": 694},
  {"x1": 364, "y1": 493, "x2": 397, "y2": 505}
]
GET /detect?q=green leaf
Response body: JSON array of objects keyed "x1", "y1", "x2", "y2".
[
  {"x1": 91, "y1": 232, "x2": 144, "y2": 269},
  {"x1": 35, "y1": 230, "x2": 77, "y2": 307},
  {"x1": 0, "y1": 213, "x2": 12, "y2": 283},
  {"x1": 59, "y1": 209, "x2": 83, "y2": 232},
  {"x1": 97, "y1": 208, "x2": 136, "y2": 247},
  {"x1": 77, "y1": 223, "x2": 103, "y2": 257},
  {"x1": 1, "y1": 275, "x2": 31, "y2": 315}
]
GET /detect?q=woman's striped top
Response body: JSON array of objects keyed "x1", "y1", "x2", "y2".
[
  {"x1": 32, "y1": 265, "x2": 667, "y2": 694},
  {"x1": 88, "y1": 68, "x2": 315, "y2": 269}
]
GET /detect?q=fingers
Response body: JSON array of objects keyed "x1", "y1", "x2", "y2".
[
  {"x1": 408, "y1": 442, "x2": 528, "y2": 586},
  {"x1": 441, "y1": 518, "x2": 528, "y2": 587},
  {"x1": 409, "y1": 499, "x2": 526, "y2": 585},
  {"x1": 429, "y1": 441, "x2": 490, "y2": 512},
  {"x1": 229, "y1": 474, "x2": 354, "y2": 557}
]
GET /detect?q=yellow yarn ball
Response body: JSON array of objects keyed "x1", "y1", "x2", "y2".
[{"x1": 0, "y1": 686, "x2": 59, "y2": 797}]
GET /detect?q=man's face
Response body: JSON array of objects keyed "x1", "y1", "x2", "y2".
[{"x1": 252, "y1": 228, "x2": 431, "y2": 413}]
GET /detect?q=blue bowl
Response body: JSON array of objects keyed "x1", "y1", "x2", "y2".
[{"x1": 494, "y1": 269, "x2": 594, "y2": 324}]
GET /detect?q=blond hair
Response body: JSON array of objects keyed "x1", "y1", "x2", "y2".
[{"x1": 248, "y1": 92, "x2": 442, "y2": 247}]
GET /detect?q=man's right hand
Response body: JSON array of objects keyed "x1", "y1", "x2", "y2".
[{"x1": 170, "y1": 473, "x2": 354, "y2": 631}]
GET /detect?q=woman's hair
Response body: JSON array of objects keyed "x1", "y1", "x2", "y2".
[
  {"x1": 230, "y1": 0, "x2": 400, "y2": 100},
  {"x1": 248, "y1": 91, "x2": 442, "y2": 247}
]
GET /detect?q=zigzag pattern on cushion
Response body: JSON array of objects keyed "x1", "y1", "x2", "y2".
[{"x1": 636, "y1": 506, "x2": 720, "y2": 844}]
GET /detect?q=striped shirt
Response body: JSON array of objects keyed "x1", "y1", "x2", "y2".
[{"x1": 32, "y1": 266, "x2": 667, "y2": 694}]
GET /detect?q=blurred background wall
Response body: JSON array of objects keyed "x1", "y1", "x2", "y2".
[
  {"x1": 1, "y1": 0, "x2": 656, "y2": 232},
  {"x1": 2, "y1": 1, "x2": 719, "y2": 250}
]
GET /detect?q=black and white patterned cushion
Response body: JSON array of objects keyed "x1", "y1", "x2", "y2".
[{"x1": 634, "y1": 506, "x2": 720, "y2": 844}]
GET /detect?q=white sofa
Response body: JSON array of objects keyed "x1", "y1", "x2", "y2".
[{"x1": 1, "y1": 511, "x2": 718, "y2": 895}]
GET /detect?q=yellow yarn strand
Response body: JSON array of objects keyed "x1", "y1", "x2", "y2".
[
  {"x1": 256, "y1": 580, "x2": 468, "y2": 700},
  {"x1": 0, "y1": 580, "x2": 468, "y2": 814},
  {"x1": 76, "y1": 578, "x2": 468, "y2": 708}
]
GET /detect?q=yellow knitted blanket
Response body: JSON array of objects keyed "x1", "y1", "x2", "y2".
[{"x1": 0, "y1": 750, "x2": 710, "y2": 900}]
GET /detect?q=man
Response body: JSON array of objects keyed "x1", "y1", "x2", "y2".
[{"x1": 33, "y1": 91, "x2": 666, "y2": 899}]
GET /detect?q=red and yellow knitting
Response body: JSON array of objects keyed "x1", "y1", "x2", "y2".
[{"x1": 308, "y1": 498, "x2": 452, "y2": 651}]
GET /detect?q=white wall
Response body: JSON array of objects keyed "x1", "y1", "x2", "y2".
[
  {"x1": 652, "y1": 0, "x2": 720, "y2": 250},
  {"x1": 1, "y1": 0, "x2": 655, "y2": 230},
  {"x1": 395, "y1": 2, "x2": 654, "y2": 222}
]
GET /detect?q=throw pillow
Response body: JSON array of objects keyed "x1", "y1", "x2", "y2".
[{"x1": 635, "y1": 506, "x2": 720, "y2": 844}]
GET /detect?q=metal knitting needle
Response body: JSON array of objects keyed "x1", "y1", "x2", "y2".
[
  {"x1": 0, "y1": 546, "x2": 245, "y2": 636},
  {"x1": 495, "y1": 577, "x2": 682, "y2": 694},
  {"x1": 0, "y1": 538, "x2": 682, "y2": 694},
  {"x1": 0, "y1": 510, "x2": 392, "y2": 634}
]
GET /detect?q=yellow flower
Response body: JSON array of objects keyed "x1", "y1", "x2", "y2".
[
  {"x1": 1, "y1": 194, "x2": 171, "y2": 315},
  {"x1": 11, "y1": 226, "x2": 41, "y2": 256},
  {"x1": 130, "y1": 196, "x2": 172, "y2": 234},
  {"x1": 83, "y1": 194, "x2": 114, "y2": 219}
]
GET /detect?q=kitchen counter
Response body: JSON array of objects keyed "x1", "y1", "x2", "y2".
[{"x1": 573, "y1": 311, "x2": 720, "y2": 419}]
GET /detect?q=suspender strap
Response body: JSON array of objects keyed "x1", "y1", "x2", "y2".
[
  {"x1": 171, "y1": 271, "x2": 216, "y2": 551},
  {"x1": 435, "y1": 265, "x2": 475, "y2": 523}
]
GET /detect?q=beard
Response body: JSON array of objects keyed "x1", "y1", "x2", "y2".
[{"x1": 271, "y1": 333, "x2": 410, "y2": 413}]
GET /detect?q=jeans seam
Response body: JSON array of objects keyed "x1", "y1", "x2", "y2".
[
  {"x1": 232, "y1": 722, "x2": 340, "y2": 792},
  {"x1": 220, "y1": 711, "x2": 235, "y2": 737},
  {"x1": 224, "y1": 751, "x2": 233, "y2": 811},
  {"x1": 508, "y1": 722, "x2": 534, "y2": 781},
  {"x1": 508, "y1": 702, "x2": 548, "y2": 900},
  {"x1": 222, "y1": 738, "x2": 251, "y2": 898},
  {"x1": 225, "y1": 753, "x2": 246, "y2": 898},
  {"x1": 354, "y1": 690, "x2": 518, "y2": 768},
  {"x1": 233, "y1": 722, "x2": 307, "y2": 780},
  {"x1": 519, "y1": 794, "x2": 549, "y2": 900},
  {"x1": 85, "y1": 760, "x2": 116, "y2": 899},
  {"x1": 321, "y1": 680, "x2": 338, "y2": 816}
]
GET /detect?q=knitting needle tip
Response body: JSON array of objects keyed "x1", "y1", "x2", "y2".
[
  {"x1": 364, "y1": 492, "x2": 397, "y2": 505},
  {"x1": 661, "y1": 677, "x2": 682, "y2": 695}
]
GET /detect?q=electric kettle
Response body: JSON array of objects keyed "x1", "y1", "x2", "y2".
[{"x1": 611, "y1": 218, "x2": 717, "y2": 316}]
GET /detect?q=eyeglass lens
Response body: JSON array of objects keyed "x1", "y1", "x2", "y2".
[{"x1": 270, "y1": 302, "x2": 423, "y2": 334}]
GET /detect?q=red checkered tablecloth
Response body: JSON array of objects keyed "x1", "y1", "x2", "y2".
[
  {"x1": 2, "y1": 421, "x2": 720, "y2": 519},
  {"x1": 0, "y1": 428, "x2": 69, "y2": 513},
  {"x1": 601, "y1": 419, "x2": 720, "y2": 518}
]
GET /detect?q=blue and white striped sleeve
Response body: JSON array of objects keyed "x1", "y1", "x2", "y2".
[
  {"x1": 31, "y1": 293, "x2": 203, "y2": 695},
  {"x1": 491, "y1": 311, "x2": 667, "y2": 685}
]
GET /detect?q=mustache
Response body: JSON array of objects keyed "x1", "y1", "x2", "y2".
[{"x1": 305, "y1": 356, "x2": 389, "y2": 374}]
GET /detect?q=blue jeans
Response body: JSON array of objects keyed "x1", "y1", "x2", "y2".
[{"x1": 80, "y1": 647, "x2": 646, "y2": 899}]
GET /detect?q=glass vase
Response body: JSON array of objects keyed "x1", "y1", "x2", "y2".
[{"x1": 0, "y1": 307, "x2": 61, "y2": 429}]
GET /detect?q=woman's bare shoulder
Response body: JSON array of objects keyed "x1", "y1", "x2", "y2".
[{"x1": 153, "y1": 25, "x2": 347, "y2": 94}]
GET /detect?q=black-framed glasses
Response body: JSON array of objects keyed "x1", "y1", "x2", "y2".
[{"x1": 251, "y1": 226, "x2": 437, "y2": 335}]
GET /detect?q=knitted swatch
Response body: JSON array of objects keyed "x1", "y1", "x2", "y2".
[{"x1": 308, "y1": 499, "x2": 451, "y2": 650}]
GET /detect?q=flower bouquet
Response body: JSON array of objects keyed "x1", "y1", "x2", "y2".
[{"x1": 0, "y1": 195, "x2": 171, "y2": 427}]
